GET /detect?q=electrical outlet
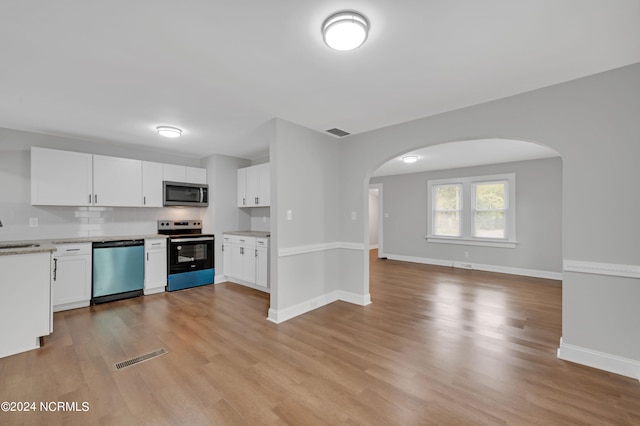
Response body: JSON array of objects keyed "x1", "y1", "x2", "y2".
[
  {"x1": 351, "y1": 211, "x2": 357, "y2": 220},
  {"x1": 286, "y1": 210, "x2": 293, "y2": 221},
  {"x1": 29, "y1": 217, "x2": 38, "y2": 228}
]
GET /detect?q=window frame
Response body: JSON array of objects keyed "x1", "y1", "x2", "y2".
[
  {"x1": 432, "y1": 182, "x2": 463, "y2": 237},
  {"x1": 427, "y1": 173, "x2": 517, "y2": 248}
]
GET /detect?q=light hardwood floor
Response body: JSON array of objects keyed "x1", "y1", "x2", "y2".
[{"x1": 1, "y1": 251, "x2": 640, "y2": 425}]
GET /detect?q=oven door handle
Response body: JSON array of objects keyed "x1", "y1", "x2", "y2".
[{"x1": 171, "y1": 237, "x2": 214, "y2": 243}]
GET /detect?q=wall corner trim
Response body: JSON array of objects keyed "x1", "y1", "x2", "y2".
[
  {"x1": 557, "y1": 337, "x2": 640, "y2": 380},
  {"x1": 563, "y1": 260, "x2": 640, "y2": 279},
  {"x1": 278, "y1": 242, "x2": 365, "y2": 257},
  {"x1": 266, "y1": 290, "x2": 371, "y2": 324}
]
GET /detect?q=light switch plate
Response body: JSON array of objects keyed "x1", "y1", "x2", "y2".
[
  {"x1": 29, "y1": 217, "x2": 38, "y2": 227},
  {"x1": 287, "y1": 210, "x2": 293, "y2": 221}
]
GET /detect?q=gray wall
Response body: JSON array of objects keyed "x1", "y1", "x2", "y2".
[
  {"x1": 370, "y1": 157, "x2": 563, "y2": 274},
  {"x1": 368, "y1": 188, "x2": 379, "y2": 247},
  {"x1": 201, "y1": 153, "x2": 251, "y2": 281},
  {"x1": 335, "y1": 62, "x2": 640, "y2": 364},
  {"x1": 271, "y1": 119, "x2": 341, "y2": 311}
]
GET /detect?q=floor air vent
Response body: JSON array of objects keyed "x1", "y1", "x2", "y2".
[
  {"x1": 113, "y1": 348, "x2": 168, "y2": 371},
  {"x1": 326, "y1": 128, "x2": 350, "y2": 137}
]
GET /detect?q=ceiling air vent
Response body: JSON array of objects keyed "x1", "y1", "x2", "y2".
[{"x1": 326, "y1": 128, "x2": 350, "y2": 137}]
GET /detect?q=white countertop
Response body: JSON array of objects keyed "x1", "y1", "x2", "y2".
[
  {"x1": 223, "y1": 230, "x2": 270, "y2": 238},
  {"x1": 0, "y1": 234, "x2": 167, "y2": 256}
]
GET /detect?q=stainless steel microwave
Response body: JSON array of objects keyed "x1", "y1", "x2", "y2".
[{"x1": 163, "y1": 181, "x2": 208, "y2": 207}]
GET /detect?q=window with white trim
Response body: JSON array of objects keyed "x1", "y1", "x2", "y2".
[{"x1": 427, "y1": 173, "x2": 516, "y2": 248}]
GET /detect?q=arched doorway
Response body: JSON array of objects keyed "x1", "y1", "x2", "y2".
[{"x1": 366, "y1": 138, "x2": 562, "y2": 296}]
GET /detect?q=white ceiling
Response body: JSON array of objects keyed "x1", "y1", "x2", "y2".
[
  {"x1": 371, "y1": 139, "x2": 559, "y2": 177},
  {"x1": 1, "y1": 1, "x2": 639, "y2": 160}
]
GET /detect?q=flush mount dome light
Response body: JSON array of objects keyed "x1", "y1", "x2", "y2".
[
  {"x1": 322, "y1": 11, "x2": 369, "y2": 51},
  {"x1": 402, "y1": 155, "x2": 419, "y2": 164},
  {"x1": 156, "y1": 126, "x2": 182, "y2": 138}
]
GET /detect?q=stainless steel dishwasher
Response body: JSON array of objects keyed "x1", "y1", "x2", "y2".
[{"x1": 91, "y1": 239, "x2": 144, "y2": 304}]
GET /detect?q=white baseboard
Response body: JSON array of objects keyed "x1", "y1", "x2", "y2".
[
  {"x1": 557, "y1": 338, "x2": 640, "y2": 380},
  {"x1": 385, "y1": 253, "x2": 562, "y2": 280},
  {"x1": 369, "y1": 244, "x2": 379, "y2": 250},
  {"x1": 279, "y1": 242, "x2": 365, "y2": 257},
  {"x1": 214, "y1": 274, "x2": 227, "y2": 284},
  {"x1": 337, "y1": 290, "x2": 372, "y2": 306},
  {"x1": 267, "y1": 290, "x2": 371, "y2": 324},
  {"x1": 226, "y1": 276, "x2": 270, "y2": 293},
  {"x1": 53, "y1": 300, "x2": 90, "y2": 312},
  {"x1": 143, "y1": 287, "x2": 165, "y2": 296}
]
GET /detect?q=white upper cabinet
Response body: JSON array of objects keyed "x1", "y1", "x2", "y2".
[
  {"x1": 31, "y1": 147, "x2": 208, "y2": 208},
  {"x1": 237, "y1": 163, "x2": 270, "y2": 208},
  {"x1": 142, "y1": 161, "x2": 164, "y2": 207},
  {"x1": 31, "y1": 147, "x2": 93, "y2": 206},
  {"x1": 256, "y1": 163, "x2": 270, "y2": 207},
  {"x1": 163, "y1": 163, "x2": 186, "y2": 182},
  {"x1": 237, "y1": 167, "x2": 248, "y2": 207},
  {"x1": 163, "y1": 164, "x2": 207, "y2": 184},
  {"x1": 186, "y1": 166, "x2": 207, "y2": 184},
  {"x1": 93, "y1": 155, "x2": 142, "y2": 207}
]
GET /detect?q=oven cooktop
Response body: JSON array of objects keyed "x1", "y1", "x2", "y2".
[{"x1": 157, "y1": 220, "x2": 213, "y2": 237}]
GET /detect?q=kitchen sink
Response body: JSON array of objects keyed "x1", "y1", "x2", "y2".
[{"x1": 0, "y1": 243, "x2": 41, "y2": 250}]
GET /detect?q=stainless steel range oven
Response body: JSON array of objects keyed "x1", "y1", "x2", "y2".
[{"x1": 157, "y1": 220, "x2": 214, "y2": 292}]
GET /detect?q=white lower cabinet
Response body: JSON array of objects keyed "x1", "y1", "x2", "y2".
[
  {"x1": 52, "y1": 243, "x2": 92, "y2": 312},
  {"x1": 222, "y1": 234, "x2": 269, "y2": 292},
  {"x1": 0, "y1": 252, "x2": 52, "y2": 359},
  {"x1": 255, "y1": 238, "x2": 269, "y2": 289},
  {"x1": 144, "y1": 238, "x2": 167, "y2": 295}
]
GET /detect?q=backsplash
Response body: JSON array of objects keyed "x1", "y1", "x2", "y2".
[
  {"x1": 249, "y1": 207, "x2": 271, "y2": 232},
  {"x1": 0, "y1": 203, "x2": 204, "y2": 242}
]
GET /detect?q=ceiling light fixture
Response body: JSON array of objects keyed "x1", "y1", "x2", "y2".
[
  {"x1": 156, "y1": 126, "x2": 182, "y2": 138},
  {"x1": 402, "y1": 155, "x2": 419, "y2": 164},
  {"x1": 322, "y1": 11, "x2": 369, "y2": 51}
]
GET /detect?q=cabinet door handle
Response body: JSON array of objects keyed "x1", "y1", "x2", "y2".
[
  {"x1": 147, "y1": 252, "x2": 149, "y2": 261},
  {"x1": 53, "y1": 258, "x2": 58, "y2": 281},
  {"x1": 256, "y1": 197, "x2": 259, "y2": 205},
  {"x1": 255, "y1": 249, "x2": 258, "y2": 257},
  {"x1": 222, "y1": 244, "x2": 225, "y2": 252},
  {"x1": 243, "y1": 198, "x2": 246, "y2": 205},
  {"x1": 94, "y1": 194, "x2": 97, "y2": 204},
  {"x1": 88, "y1": 194, "x2": 91, "y2": 204},
  {"x1": 143, "y1": 196, "x2": 146, "y2": 205},
  {"x1": 240, "y1": 247, "x2": 244, "y2": 255}
]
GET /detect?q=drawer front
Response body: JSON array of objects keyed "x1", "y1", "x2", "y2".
[
  {"x1": 256, "y1": 238, "x2": 269, "y2": 248},
  {"x1": 231, "y1": 235, "x2": 256, "y2": 247},
  {"x1": 145, "y1": 238, "x2": 167, "y2": 250},
  {"x1": 54, "y1": 243, "x2": 92, "y2": 256}
]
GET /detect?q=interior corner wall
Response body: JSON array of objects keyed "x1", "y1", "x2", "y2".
[
  {"x1": 200, "y1": 153, "x2": 251, "y2": 281},
  {"x1": 338, "y1": 62, "x2": 640, "y2": 376},
  {"x1": 370, "y1": 157, "x2": 562, "y2": 276},
  {"x1": 269, "y1": 118, "x2": 341, "y2": 315}
]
